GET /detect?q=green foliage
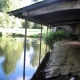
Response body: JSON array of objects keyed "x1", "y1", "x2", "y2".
[
  {"x1": 32, "y1": 23, "x2": 37, "y2": 29},
  {"x1": 28, "y1": 34, "x2": 38, "y2": 38},
  {"x1": 30, "y1": 42, "x2": 46, "y2": 67},
  {"x1": 0, "y1": 0, "x2": 24, "y2": 29},
  {"x1": 32, "y1": 23, "x2": 44, "y2": 29},
  {"x1": 26, "y1": 43, "x2": 31, "y2": 51},
  {"x1": 43, "y1": 31, "x2": 64, "y2": 43},
  {"x1": 43, "y1": 31, "x2": 77, "y2": 49},
  {"x1": 12, "y1": 33, "x2": 24, "y2": 37},
  {"x1": 0, "y1": 12, "x2": 23, "y2": 28},
  {"x1": 22, "y1": 21, "x2": 43, "y2": 29},
  {"x1": 0, "y1": 0, "x2": 7, "y2": 12},
  {"x1": 22, "y1": 21, "x2": 33, "y2": 29},
  {"x1": 0, "y1": 37, "x2": 23, "y2": 75},
  {"x1": 0, "y1": 0, "x2": 45, "y2": 29},
  {"x1": 0, "y1": 0, "x2": 22, "y2": 12},
  {"x1": 0, "y1": 32, "x2": 2, "y2": 36}
]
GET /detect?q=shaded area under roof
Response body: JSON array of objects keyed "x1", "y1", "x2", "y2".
[{"x1": 8, "y1": 0, "x2": 80, "y2": 26}]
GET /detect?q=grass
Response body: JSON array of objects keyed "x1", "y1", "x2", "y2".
[{"x1": 0, "y1": 28, "x2": 50, "y2": 37}]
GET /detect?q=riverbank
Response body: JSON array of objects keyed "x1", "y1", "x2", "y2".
[
  {"x1": 31, "y1": 52, "x2": 50, "y2": 80},
  {"x1": 31, "y1": 40, "x2": 80, "y2": 80},
  {"x1": 0, "y1": 28, "x2": 48, "y2": 37}
]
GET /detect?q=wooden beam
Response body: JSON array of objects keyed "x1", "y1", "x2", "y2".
[
  {"x1": 50, "y1": 20, "x2": 80, "y2": 26},
  {"x1": 33, "y1": 10, "x2": 80, "y2": 22},
  {"x1": 27, "y1": 1, "x2": 80, "y2": 16},
  {"x1": 46, "y1": 14, "x2": 80, "y2": 23}
]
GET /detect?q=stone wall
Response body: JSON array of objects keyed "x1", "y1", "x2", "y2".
[{"x1": 44, "y1": 40, "x2": 80, "y2": 78}]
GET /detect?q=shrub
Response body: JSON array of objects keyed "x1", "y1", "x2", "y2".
[
  {"x1": 0, "y1": 32, "x2": 2, "y2": 36},
  {"x1": 43, "y1": 30, "x2": 77, "y2": 49}
]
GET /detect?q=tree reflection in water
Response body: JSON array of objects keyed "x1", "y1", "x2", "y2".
[
  {"x1": 31, "y1": 42, "x2": 46, "y2": 67},
  {"x1": 26, "y1": 42, "x2": 31, "y2": 51},
  {"x1": 0, "y1": 37, "x2": 47, "y2": 79},
  {"x1": 0, "y1": 37, "x2": 23, "y2": 75}
]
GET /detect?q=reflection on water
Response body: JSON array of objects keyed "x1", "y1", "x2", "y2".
[
  {"x1": 0, "y1": 37, "x2": 46, "y2": 80},
  {"x1": 31, "y1": 42, "x2": 46, "y2": 67}
]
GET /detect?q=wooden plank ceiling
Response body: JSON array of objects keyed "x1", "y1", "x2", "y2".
[{"x1": 8, "y1": 0, "x2": 80, "y2": 27}]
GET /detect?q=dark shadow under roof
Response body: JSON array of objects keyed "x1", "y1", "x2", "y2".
[{"x1": 8, "y1": 0, "x2": 80, "y2": 26}]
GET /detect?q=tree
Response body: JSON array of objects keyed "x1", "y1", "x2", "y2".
[
  {"x1": 0, "y1": 12, "x2": 23, "y2": 28},
  {"x1": 22, "y1": 21, "x2": 31, "y2": 28},
  {"x1": 0, "y1": 38, "x2": 23, "y2": 75},
  {"x1": 32, "y1": 23, "x2": 38, "y2": 29},
  {"x1": 0, "y1": 0, "x2": 24, "y2": 29},
  {"x1": 30, "y1": 42, "x2": 46, "y2": 67},
  {"x1": 0, "y1": 0, "x2": 22, "y2": 12}
]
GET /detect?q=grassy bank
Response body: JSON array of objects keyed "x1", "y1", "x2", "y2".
[{"x1": 0, "y1": 28, "x2": 50, "y2": 37}]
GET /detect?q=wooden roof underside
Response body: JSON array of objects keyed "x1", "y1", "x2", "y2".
[{"x1": 8, "y1": 0, "x2": 80, "y2": 26}]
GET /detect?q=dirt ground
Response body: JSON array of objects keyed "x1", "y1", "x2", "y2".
[{"x1": 31, "y1": 40, "x2": 80, "y2": 80}]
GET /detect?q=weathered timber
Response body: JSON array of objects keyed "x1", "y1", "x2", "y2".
[
  {"x1": 27, "y1": 1, "x2": 80, "y2": 16},
  {"x1": 8, "y1": 0, "x2": 80, "y2": 26}
]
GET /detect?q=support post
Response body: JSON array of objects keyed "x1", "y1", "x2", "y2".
[
  {"x1": 50, "y1": 26, "x2": 52, "y2": 34},
  {"x1": 49, "y1": 26, "x2": 52, "y2": 51},
  {"x1": 45, "y1": 26, "x2": 48, "y2": 53},
  {"x1": 39, "y1": 24, "x2": 42, "y2": 65},
  {"x1": 23, "y1": 17, "x2": 27, "y2": 80}
]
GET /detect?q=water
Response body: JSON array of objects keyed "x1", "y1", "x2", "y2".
[{"x1": 0, "y1": 37, "x2": 46, "y2": 80}]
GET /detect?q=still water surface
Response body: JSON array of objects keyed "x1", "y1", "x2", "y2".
[{"x1": 0, "y1": 37, "x2": 46, "y2": 80}]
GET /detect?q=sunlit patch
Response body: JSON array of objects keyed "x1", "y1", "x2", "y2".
[
  {"x1": 0, "y1": 57, "x2": 5, "y2": 64},
  {"x1": 10, "y1": 76, "x2": 31, "y2": 80},
  {"x1": 18, "y1": 48, "x2": 34, "y2": 67},
  {"x1": 21, "y1": 0, "x2": 32, "y2": 7}
]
